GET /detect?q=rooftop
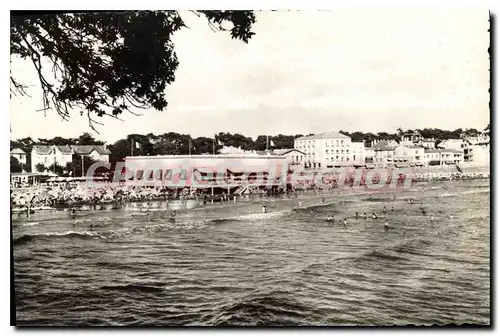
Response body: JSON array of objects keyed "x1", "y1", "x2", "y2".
[
  {"x1": 10, "y1": 148, "x2": 25, "y2": 154},
  {"x1": 296, "y1": 132, "x2": 350, "y2": 141},
  {"x1": 273, "y1": 148, "x2": 306, "y2": 155}
]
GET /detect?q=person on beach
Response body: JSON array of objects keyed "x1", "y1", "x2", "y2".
[
  {"x1": 262, "y1": 205, "x2": 267, "y2": 214},
  {"x1": 298, "y1": 200, "x2": 303, "y2": 207},
  {"x1": 343, "y1": 218, "x2": 347, "y2": 227},
  {"x1": 327, "y1": 214, "x2": 334, "y2": 222},
  {"x1": 70, "y1": 208, "x2": 76, "y2": 220},
  {"x1": 321, "y1": 197, "x2": 325, "y2": 204}
]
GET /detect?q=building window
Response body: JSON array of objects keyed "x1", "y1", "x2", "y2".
[
  {"x1": 341, "y1": 150, "x2": 344, "y2": 154},
  {"x1": 336, "y1": 150, "x2": 339, "y2": 154},
  {"x1": 326, "y1": 150, "x2": 329, "y2": 154},
  {"x1": 353, "y1": 155, "x2": 356, "y2": 161},
  {"x1": 336, "y1": 140, "x2": 339, "y2": 146},
  {"x1": 336, "y1": 155, "x2": 339, "y2": 160}
]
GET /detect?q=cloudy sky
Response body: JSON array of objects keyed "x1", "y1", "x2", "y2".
[{"x1": 10, "y1": 9, "x2": 490, "y2": 143}]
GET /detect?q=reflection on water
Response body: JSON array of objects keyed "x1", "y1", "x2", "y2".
[{"x1": 13, "y1": 179, "x2": 490, "y2": 326}]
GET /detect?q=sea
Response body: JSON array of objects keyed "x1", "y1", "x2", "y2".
[{"x1": 12, "y1": 179, "x2": 490, "y2": 326}]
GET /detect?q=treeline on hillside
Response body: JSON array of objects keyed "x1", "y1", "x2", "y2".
[{"x1": 10, "y1": 127, "x2": 487, "y2": 173}]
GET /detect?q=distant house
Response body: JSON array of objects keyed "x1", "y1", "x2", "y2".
[
  {"x1": 272, "y1": 148, "x2": 306, "y2": 168},
  {"x1": 416, "y1": 138, "x2": 436, "y2": 149},
  {"x1": 218, "y1": 145, "x2": 246, "y2": 155},
  {"x1": 31, "y1": 145, "x2": 73, "y2": 172},
  {"x1": 71, "y1": 145, "x2": 111, "y2": 162},
  {"x1": 371, "y1": 140, "x2": 398, "y2": 167},
  {"x1": 10, "y1": 148, "x2": 27, "y2": 166},
  {"x1": 400, "y1": 130, "x2": 422, "y2": 145},
  {"x1": 437, "y1": 139, "x2": 464, "y2": 151}
]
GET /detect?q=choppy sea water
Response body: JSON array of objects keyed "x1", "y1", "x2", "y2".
[{"x1": 12, "y1": 179, "x2": 490, "y2": 326}]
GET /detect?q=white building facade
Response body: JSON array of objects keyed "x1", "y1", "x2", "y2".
[
  {"x1": 31, "y1": 145, "x2": 73, "y2": 172},
  {"x1": 351, "y1": 142, "x2": 366, "y2": 166},
  {"x1": 294, "y1": 132, "x2": 352, "y2": 168}
]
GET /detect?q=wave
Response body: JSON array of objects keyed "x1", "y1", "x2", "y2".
[
  {"x1": 13, "y1": 230, "x2": 104, "y2": 246},
  {"x1": 437, "y1": 189, "x2": 489, "y2": 198},
  {"x1": 22, "y1": 222, "x2": 40, "y2": 227},
  {"x1": 99, "y1": 284, "x2": 165, "y2": 294},
  {"x1": 208, "y1": 291, "x2": 312, "y2": 326}
]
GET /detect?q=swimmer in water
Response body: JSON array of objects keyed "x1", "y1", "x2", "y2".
[
  {"x1": 298, "y1": 201, "x2": 303, "y2": 207},
  {"x1": 327, "y1": 214, "x2": 334, "y2": 222},
  {"x1": 362, "y1": 212, "x2": 367, "y2": 219},
  {"x1": 355, "y1": 212, "x2": 359, "y2": 219},
  {"x1": 262, "y1": 205, "x2": 267, "y2": 214},
  {"x1": 70, "y1": 208, "x2": 76, "y2": 220},
  {"x1": 321, "y1": 197, "x2": 325, "y2": 204},
  {"x1": 343, "y1": 218, "x2": 347, "y2": 227},
  {"x1": 384, "y1": 221, "x2": 389, "y2": 231},
  {"x1": 391, "y1": 206, "x2": 395, "y2": 212},
  {"x1": 168, "y1": 211, "x2": 177, "y2": 222},
  {"x1": 383, "y1": 205, "x2": 387, "y2": 214},
  {"x1": 372, "y1": 212, "x2": 378, "y2": 219},
  {"x1": 310, "y1": 209, "x2": 315, "y2": 215}
]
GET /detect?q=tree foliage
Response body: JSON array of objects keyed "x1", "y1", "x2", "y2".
[
  {"x1": 10, "y1": 156, "x2": 22, "y2": 173},
  {"x1": 10, "y1": 11, "x2": 256, "y2": 128}
]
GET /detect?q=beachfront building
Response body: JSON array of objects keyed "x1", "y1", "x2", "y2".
[
  {"x1": 371, "y1": 140, "x2": 398, "y2": 167},
  {"x1": 351, "y1": 142, "x2": 366, "y2": 166},
  {"x1": 364, "y1": 146, "x2": 375, "y2": 165},
  {"x1": 11, "y1": 148, "x2": 27, "y2": 166},
  {"x1": 124, "y1": 154, "x2": 289, "y2": 192},
  {"x1": 71, "y1": 145, "x2": 111, "y2": 162},
  {"x1": 31, "y1": 145, "x2": 73, "y2": 172},
  {"x1": 393, "y1": 145, "x2": 426, "y2": 166},
  {"x1": 467, "y1": 144, "x2": 490, "y2": 166},
  {"x1": 424, "y1": 149, "x2": 464, "y2": 166},
  {"x1": 272, "y1": 148, "x2": 306, "y2": 170},
  {"x1": 294, "y1": 132, "x2": 352, "y2": 169}
]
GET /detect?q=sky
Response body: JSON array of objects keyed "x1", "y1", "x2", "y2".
[{"x1": 9, "y1": 9, "x2": 490, "y2": 144}]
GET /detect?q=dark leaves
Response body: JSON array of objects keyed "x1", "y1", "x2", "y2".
[{"x1": 10, "y1": 10, "x2": 256, "y2": 126}]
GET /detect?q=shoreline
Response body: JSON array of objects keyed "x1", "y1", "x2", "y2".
[{"x1": 11, "y1": 175, "x2": 489, "y2": 221}]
